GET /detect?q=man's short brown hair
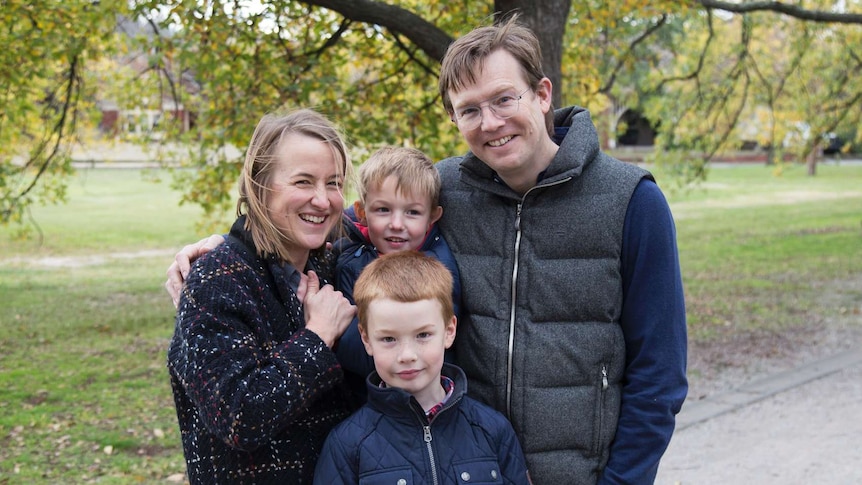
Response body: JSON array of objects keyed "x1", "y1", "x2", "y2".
[{"x1": 438, "y1": 14, "x2": 554, "y2": 134}]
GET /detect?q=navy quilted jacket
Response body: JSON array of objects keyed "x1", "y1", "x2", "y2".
[{"x1": 313, "y1": 364, "x2": 531, "y2": 485}]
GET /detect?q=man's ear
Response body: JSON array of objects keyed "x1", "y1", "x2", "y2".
[
  {"x1": 443, "y1": 315, "x2": 457, "y2": 349},
  {"x1": 430, "y1": 205, "x2": 443, "y2": 225},
  {"x1": 536, "y1": 76, "x2": 553, "y2": 114},
  {"x1": 353, "y1": 200, "x2": 367, "y2": 224}
]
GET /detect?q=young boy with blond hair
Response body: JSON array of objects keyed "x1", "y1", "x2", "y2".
[
  {"x1": 335, "y1": 146, "x2": 461, "y2": 398},
  {"x1": 314, "y1": 251, "x2": 531, "y2": 485}
]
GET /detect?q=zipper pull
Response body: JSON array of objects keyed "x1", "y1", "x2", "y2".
[
  {"x1": 515, "y1": 203, "x2": 522, "y2": 230},
  {"x1": 601, "y1": 365, "x2": 609, "y2": 390},
  {"x1": 424, "y1": 425, "x2": 432, "y2": 443}
]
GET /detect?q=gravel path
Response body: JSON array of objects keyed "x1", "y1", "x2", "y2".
[
  {"x1": 657, "y1": 354, "x2": 862, "y2": 484},
  {"x1": 657, "y1": 274, "x2": 862, "y2": 484}
]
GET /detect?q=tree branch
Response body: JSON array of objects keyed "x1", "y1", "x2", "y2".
[
  {"x1": 300, "y1": 0, "x2": 454, "y2": 61},
  {"x1": 387, "y1": 30, "x2": 439, "y2": 78},
  {"x1": 5, "y1": 52, "x2": 80, "y2": 221},
  {"x1": 599, "y1": 14, "x2": 669, "y2": 94},
  {"x1": 699, "y1": 0, "x2": 862, "y2": 24},
  {"x1": 656, "y1": 9, "x2": 716, "y2": 91}
]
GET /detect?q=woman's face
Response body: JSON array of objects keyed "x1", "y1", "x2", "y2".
[{"x1": 267, "y1": 132, "x2": 344, "y2": 266}]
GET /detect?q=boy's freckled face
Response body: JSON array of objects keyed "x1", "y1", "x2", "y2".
[
  {"x1": 360, "y1": 297, "x2": 456, "y2": 410},
  {"x1": 361, "y1": 176, "x2": 442, "y2": 254}
]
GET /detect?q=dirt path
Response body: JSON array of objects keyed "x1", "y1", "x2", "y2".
[
  {"x1": 685, "y1": 274, "x2": 862, "y2": 401},
  {"x1": 657, "y1": 355, "x2": 862, "y2": 484},
  {"x1": 657, "y1": 274, "x2": 862, "y2": 484},
  {"x1": 2, "y1": 249, "x2": 177, "y2": 268}
]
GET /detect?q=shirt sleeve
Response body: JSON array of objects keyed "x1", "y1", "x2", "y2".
[{"x1": 599, "y1": 179, "x2": 689, "y2": 484}]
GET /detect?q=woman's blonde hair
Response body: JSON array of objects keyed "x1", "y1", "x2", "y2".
[{"x1": 237, "y1": 109, "x2": 350, "y2": 264}]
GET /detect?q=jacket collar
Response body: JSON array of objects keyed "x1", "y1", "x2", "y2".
[
  {"x1": 337, "y1": 207, "x2": 444, "y2": 255},
  {"x1": 457, "y1": 106, "x2": 600, "y2": 195},
  {"x1": 364, "y1": 363, "x2": 467, "y2": 423}
]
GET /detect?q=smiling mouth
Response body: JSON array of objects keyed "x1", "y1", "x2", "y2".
[
  {"x1": 300, "y1": 214, "x2": 326, "y2": 224},
  {"x1": 488, "y1": 135, "x2": 513, "y2": 147}
]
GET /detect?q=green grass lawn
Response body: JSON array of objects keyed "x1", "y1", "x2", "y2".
[
  {"x1": 665, "y1": 162, "x2": 862, "y2": 339},
  {"x1": 1, "y1": 163, "x2": 860, "y2": 483}
]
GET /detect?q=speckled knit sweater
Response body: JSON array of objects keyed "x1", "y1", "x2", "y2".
[{"x1": 167, "y1": 216, "x2": 355, "y2": 484}]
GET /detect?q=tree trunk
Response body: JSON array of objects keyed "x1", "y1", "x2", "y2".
[
  {"x1": 806, "y1": 143, "x2": 820, "y2": 176},
  {"x1": 495, "y1": 0, "x2": 571, "y2": 108}
]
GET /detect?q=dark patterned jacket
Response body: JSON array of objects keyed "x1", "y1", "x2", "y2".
[
  {"x1": 313, "y1": 364, "x2": 531, "y2": 485},
  {"x1": 168, "y1": 216, "x2": 355, "y2": 484}
]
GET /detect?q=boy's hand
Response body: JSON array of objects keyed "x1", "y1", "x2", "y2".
[{"x1": 165, "y1": 234, "x2": 225, "y2": 307}]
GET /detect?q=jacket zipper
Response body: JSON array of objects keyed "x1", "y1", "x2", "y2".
[
  {"x1": 423, "y1": 425, "x2": 439, "y2": 485},
  {"x1": 505, "y1": 177, "x2": 572, "y2": 419},
  {"x1": 415, "y1": 395, "x2": 461, "y2": 485}
]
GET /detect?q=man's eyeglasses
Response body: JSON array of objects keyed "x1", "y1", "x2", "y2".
[{"x1": 450, "y1": 87, "x2": 531, "y2": 130}]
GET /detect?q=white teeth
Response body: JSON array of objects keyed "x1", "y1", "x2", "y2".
[
  {"x1": 488, "y1": 135, "x2": 513, "y2": 147},
  {"x1": 300, "y1": 214, "x2": 325, "y2": 224}
]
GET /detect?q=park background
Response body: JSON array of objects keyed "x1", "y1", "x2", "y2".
[
  {"x1": 3, "y1": 159, "x2": 861, "y2": 483},
  {"x1": 2, "y1": 1, "x2": 862, "y2": 483}
]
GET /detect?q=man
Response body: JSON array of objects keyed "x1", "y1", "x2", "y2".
[
  {"x1": 434, "y1": 17, "x2": 687, "y2": 484},
  {"x1": 166, "y1": 16, "x2": 687, "y2": 484}
]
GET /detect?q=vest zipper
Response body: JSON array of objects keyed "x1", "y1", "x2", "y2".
[
  {"x1": 505, "y1": 177, "x2": 571, "y2": 419},
  {"x1": 594, "y1": 364, "x2": 609, "y2": 453},
  {"x1": 506, "y1": 202, "x2": 523, "y2": 418}
]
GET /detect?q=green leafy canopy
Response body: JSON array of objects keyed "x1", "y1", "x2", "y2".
[{"x1": 2, "y1": 0, "x2": 860, "y2": 231}]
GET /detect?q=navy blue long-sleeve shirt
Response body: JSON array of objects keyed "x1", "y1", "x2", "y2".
[{"x1": 602, "y1": 178, "x2": 688, "y2": 484}]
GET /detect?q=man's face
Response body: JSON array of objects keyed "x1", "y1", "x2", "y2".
[{"x1": 447, "y1": 49, "x2": 555, "y2": 193}]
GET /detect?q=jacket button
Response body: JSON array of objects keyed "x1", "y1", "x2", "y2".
[
  {"x1": 491, "y1": 470, "x2": 498, "y2": 479},
  {"x1": 461, "y1": 471, "x2": 471, "y2": 481},
  {"x1": 397, "y1": 479, "x2": 407, "y2": 485}
]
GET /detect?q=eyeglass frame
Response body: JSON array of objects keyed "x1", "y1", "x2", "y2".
[{"x1": 449, "y1": 87, "x2": 532, "y2": 130}]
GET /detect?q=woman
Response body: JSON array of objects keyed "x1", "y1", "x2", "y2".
[{"x1": 167, "y1": 109, "x2": 357, "y2": 484}]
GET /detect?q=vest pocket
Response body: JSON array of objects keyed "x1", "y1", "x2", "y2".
[{"x1": 592, "y1": 364, "x2": 609, "y2": 455}]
